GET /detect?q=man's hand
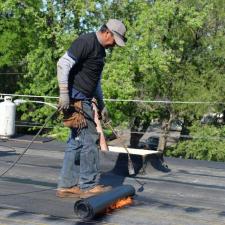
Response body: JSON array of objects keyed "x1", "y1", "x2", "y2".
[
  {"x1": 58, "y1": 92, "x2": 70, "y2": 111},
  {"x1": 101, "y1": 106, "x2": 109, "y2": 123}
]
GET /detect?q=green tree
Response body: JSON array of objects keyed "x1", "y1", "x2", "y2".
[
  {"x1": 15, "y1": 0, "x2": 107, "y2": 127},
  {"x1": 166, "y1": 122, "x2": 225, "y2": 161},
  {"x1": 103, "y1": 0, "x2": 225, "y2": 149},
  {"x1": 1, "y1": 0, "x2": 225, "y2": 157},
  {"x1": 0, "y1": 0, "x2": 42, "y2": 93}
]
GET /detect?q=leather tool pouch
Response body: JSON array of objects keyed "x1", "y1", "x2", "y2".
[{"x1": 63, "y1": 101, "x2": 87, "y2": 130}]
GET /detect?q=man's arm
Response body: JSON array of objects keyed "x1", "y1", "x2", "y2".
[
  {"x1": 94, "y1": 78, "x2": 104, "y2": 111},
  {"x1": 57, "y1": 52, "x2": 76, "y2": 110},
  {"x1": 94, "y1": 78, "x2": 109, "y2": 122}
]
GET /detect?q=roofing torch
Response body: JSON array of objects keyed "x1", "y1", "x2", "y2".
[{"x1": 103, "y1": 121, "x2": 135, "y2": 176}]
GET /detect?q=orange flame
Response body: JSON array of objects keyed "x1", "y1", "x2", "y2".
[{"x1": 106, "y1": 196, "x2": 133, "y2": 213}]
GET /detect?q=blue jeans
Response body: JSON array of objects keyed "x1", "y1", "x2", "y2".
[{"x1": 57, "y1": 101, "x2": 100, "y2": 190}]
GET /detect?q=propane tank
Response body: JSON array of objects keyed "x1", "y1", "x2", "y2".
[{"x1": 0, "y1": 96, "x2": 16, "y2": 138}]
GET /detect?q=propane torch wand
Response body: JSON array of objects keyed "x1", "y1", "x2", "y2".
[{"x1": 103, "y1": 121, "x2": 135, "y2": 176}]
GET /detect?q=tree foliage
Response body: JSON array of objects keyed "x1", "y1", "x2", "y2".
[
  {"x1": 166, "y1": 122, "x2": 225, "y2": 161},
  {"x1": 0, "y1": 0, "x2": 225, "y2": 159}
]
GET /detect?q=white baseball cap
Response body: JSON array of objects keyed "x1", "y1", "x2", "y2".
[{"x1": 106, "y1": 19, "x2": 127, "y2": 46}]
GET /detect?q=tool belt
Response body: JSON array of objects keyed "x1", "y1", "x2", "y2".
[{"x1": 63, "y1": 100, "x2": 87, "y2": 130}]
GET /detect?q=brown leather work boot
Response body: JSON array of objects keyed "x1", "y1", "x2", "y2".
[
  {"x1": 79, "y1": 185, "x2": 112, "y2": 198},
  {"x1": 56, "y1": 186, "x2": 81, "y2": 198}
]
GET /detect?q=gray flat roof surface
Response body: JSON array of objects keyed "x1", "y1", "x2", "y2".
[{"x1": 0, "y1": 137, "x2": 225, "y2": 225}]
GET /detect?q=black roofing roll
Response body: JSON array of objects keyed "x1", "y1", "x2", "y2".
[{"x1": 74, "y1": 185, "x2": 135, "y2": 220}]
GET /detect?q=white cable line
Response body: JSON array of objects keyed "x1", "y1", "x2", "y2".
[
  {"x1": 27, "y1": 100, "x2": 57, "y2": 109},
  {"x1": 1, "y1": 93, "x2": 224, "y2": 141},
  {"x1": 104, "y1": 99, "x2": 225, "y2": 105},
  {"x1": 1, "y1": 93, "x2": 225, "y2": 104},
  {"x1": 110, "y1": 130, "x2": 225, "y2": 141},
  {"x1": 0, "y1": 73, "x2": 24, "y2": 75},
  {"x1": 13, "y1": 123, "x2": 225, "y2": 141},
  {"x1": 179, "y1": 134, "x2": 225, "y2": 141},
  {"x1": 16, "y1": 124, "x2": 53, "y2": 128},
  {"x1": 0, "y1": 93, "x2": 58, "y2": 99}
]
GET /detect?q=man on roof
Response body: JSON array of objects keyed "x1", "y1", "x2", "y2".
[{"x1": 56, "y1": 19, "x2": 127, "y2": 198}]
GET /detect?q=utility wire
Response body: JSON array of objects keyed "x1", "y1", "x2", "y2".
[
  {"x1": 104, "y1": 99, "x2": 225, "y2": 105},
  {"x1": 0, "y1": 93, "x2": 58, "y2": 99},
  {"x1": 0, "y1": 73, "x2": 24, "y2": 75},
  {"x1": 15, "y1": 124, "x2": 53, "y2": 129},
  {"x1": 1, "y1": 93, "x2": 225, "y2": 105},
  {"x1": 109, "y1": 131, "x2": 225, "y2": 141}
]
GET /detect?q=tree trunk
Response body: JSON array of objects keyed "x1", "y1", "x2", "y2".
[
  {"x1": 129, "y1": 116, "x2": 150, "y2": 148},
  {"x1": 157, "y1": 115, "x2": 173, "y2": 152}
]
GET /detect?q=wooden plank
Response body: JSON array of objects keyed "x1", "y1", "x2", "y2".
[{"x1": 108, "y1": 146, "x2": 159, "y2": 155}]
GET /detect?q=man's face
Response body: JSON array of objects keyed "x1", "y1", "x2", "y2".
[{"x1": 103, "y1": 30, "x2": 116, "y2": 48}]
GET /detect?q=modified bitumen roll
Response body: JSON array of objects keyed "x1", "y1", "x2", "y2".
[{"x1": 74, "y1": 185, "x2": 135, "y2": 220}]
